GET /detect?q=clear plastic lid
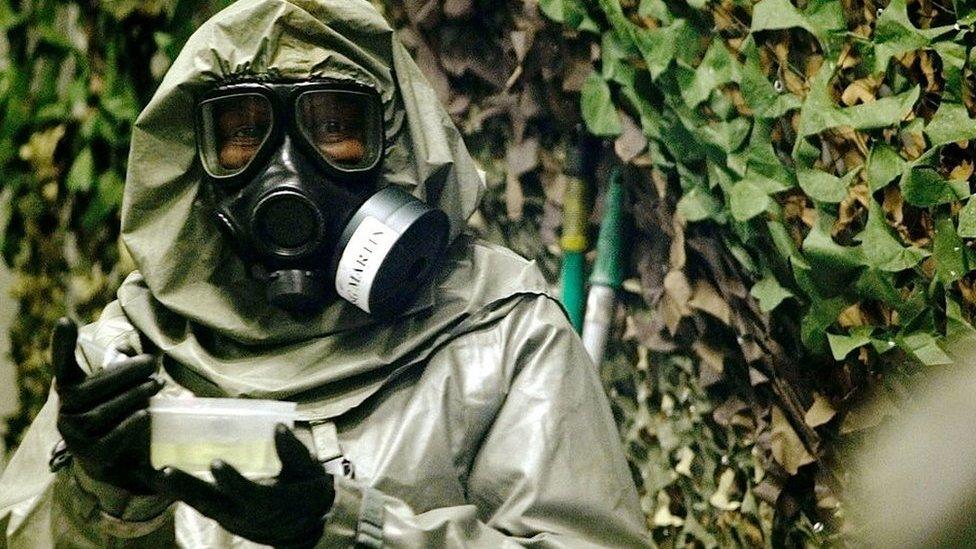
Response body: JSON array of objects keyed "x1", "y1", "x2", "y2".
[{"x1": 149, "y1": 396, "x2": 297, "y2": 418}]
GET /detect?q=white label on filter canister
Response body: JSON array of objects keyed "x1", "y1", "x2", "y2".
[{"x1": 335, "y1": 216, "x2": 399, "y2": 313}]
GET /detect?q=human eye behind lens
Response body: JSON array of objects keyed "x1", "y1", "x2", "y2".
[
  {"x1": 219, "y1": 121, "x2": 266, "y2": 170},
  {"x1": 231, "y1": 125, "x2": 263, "y2": 142},
  {"x1": 315, "y1": 119, "x2": 344, "y2": 143}
]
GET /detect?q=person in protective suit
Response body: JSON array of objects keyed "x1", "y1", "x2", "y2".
[{"x1": 0, "y1": 0, "x2": 650, "y2": 547}]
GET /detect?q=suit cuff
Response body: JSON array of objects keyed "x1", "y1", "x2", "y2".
[
  {"x1": 317, "y1": 475, "x2": 385, "y2": 548},
  {"x1": 70, "y1": 463, "x2": 174, "y2": 538}
]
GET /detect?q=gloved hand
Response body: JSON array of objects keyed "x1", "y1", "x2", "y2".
[
  {"x1": 154, "y1": 425, "x2": 335, "y2": 548},
  {"x1": 52, "y1": 317, "x2": 164, "y2": 494}
]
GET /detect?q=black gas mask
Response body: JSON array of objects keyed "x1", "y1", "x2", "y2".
[{"x1": 195, "y1": 80, "x2": 449, "y2": 317}]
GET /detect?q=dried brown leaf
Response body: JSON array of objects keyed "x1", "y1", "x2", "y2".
[
  {"x1": 614, "y1": 113, "x2": 648, "y2": 163},
  {"x1": 689, "y1": 280, "x2": 732, "y2": 325},
  {"x1": 505, "y1": 172, "x2": 525, "y2": 221},
  {"x1": 713, "y1": 397, "x2": 749, "y2": 427},
  {"x1": 841, "y1": 76, "x2": 880, "y2": 106},
  {"x1": 662, "y1": 270, "x2": 693, "y2": 335},
  {"x1": 749, "y1": 366, "x2": 769, "y2": 386},
  {"x1": 837, "y1": 303, "x2": 868, "y2": 328},
  {"x1": 443, "y1": 0, "x2": 473, "y2": 20},
  {"x1": 694, "y1": 340, "x2": 725, "y2": 375},
  {"x1": 709, "y1": 469, "x2": 742, "y2": 511},
  {"x1": 669, "y1": 217, "x2": 686, "y2": 270},
  {"x1": 506, "y1": 137, "x2": 540, "y2": 178},
  {"x1": 804, "y1": 393, "x2": 837, "y2": 428},
  {"x1": 770, "y1": 405, "x2": 816, "y2": 475},
  {"x1": 675, "y1": 446, "x2": 694, "y2": 477},
  {"x1": 949, "y1": 159, "x2": 974, "y2": 182}
]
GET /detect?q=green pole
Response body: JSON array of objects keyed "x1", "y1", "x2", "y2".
[
  {"x1": 582, "y1": 167, "x2": 626, "y2": 364},
  {"x1": 560, "y1": 174, "x2": 588, "y2": 333}
]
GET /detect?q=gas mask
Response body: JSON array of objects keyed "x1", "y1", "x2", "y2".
[{"x1": 195, "y1": 80, "x2": 449, "y2": 317}]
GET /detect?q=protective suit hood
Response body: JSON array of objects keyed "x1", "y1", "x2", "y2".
[{"x1": 114, "y1": 0, "x2": 549, "y2": 416}]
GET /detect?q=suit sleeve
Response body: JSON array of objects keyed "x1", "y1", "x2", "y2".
[
  {"x1": 0, "y1": 388, "x2": 176, "y2": 549},
  {"x1": 317, "y1": 296, "x2": 650, "y2": 548},
  {"x1": 0, "y1": 302, "x2": 174, "y2": 548}
]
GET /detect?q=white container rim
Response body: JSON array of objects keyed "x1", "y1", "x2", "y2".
[{"x1": 149, "y1": 396, "x2": 298, "y2": 418}]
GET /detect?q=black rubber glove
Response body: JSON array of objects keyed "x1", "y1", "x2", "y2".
[
  {"x1": 154, "y1": 424, "x2": 335, "y2": 548},
  {"x1": 52, "y1": 317, "x2": 164, "y2": 494}
]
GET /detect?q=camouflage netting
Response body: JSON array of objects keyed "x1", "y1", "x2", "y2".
[
  {"x1": 6, "y1": 0, "x2": 976, "y2": 546},
  {"x1": 505, "y1": 0, "x2": 976, "y2": 546}
]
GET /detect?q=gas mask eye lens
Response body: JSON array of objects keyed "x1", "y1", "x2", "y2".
[
  {"x1": 198, "y1": 93, "x2": 273, "y2": 178},
  {"x1": 296, "y1": 90, "x2": 382, "y2": 173}
]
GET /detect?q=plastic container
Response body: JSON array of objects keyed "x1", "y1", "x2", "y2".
[{"x1": 149, "y1": 397, "x2": 298, "y2": 479}]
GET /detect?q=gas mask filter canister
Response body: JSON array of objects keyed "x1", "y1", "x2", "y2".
[{"x1": 334, "y1": 186, "x2": 448, "y2": 316}]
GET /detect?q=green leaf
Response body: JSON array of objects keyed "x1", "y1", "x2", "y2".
[
  {"x1": 739, "y1": 38, "x2": 801, "y2": 119},
  {"x1": 955, "y1": 0, "x2": 976, "y2": 24},
  {"x1": 679, "y1": 41, "x2": 741, "y2": 108},
  {"x1": 933, "y1": 215, "x2": 968, "y2": 283},
  {"x1": 901, "y1": 166, "x2": 969, "y2": 207},
  {"x1": 855, "y1": 199, "x2": 929, "y2": 272},
  {"x1": 0, "y1": 0, "x2": 23, "y2": 31},
  {"x1": 797, "y1": 166, "x2": 860, "y2": 203},
  {"x1": 827, "y1": 326, "x2": 874, "y2": 360},
  {"x1": 874, "y1": 0, "x2": 952, "y2": 72},
  {"x1": 751, "y1": 0, "x2": 844, "y2": 47},
  {"x1": 81, "y1": 170, "x2": 125, "y2": 230},
  {"x1": 855, "y1": 269, "x2": 904, "y2": 307},
  {"x1": 619, "y1": 83, "x2": 661, "y2": 140},
  {"x1": 767, "y1": 220, "x2": 800, "y2": 262},
  {"x1": 866, "y1": 143, "x2": 904, "y2": 192},
  {"x1": 798, "y1": 62, "x2": 919, "y2": 136},
  {"x1": 638, "y1": 0, "x2": 671, "y2": 21},
  {"x1": 803, "y1": 213, "x2": 865, "y2": 275},
  {"x1": 801, "y1": 296, "x2": 848, "y2": 355},
  {"x1": 843, "y1": 87, "x2": 921, "y2": 129},
  {"x1": 946, "y1": 295, "x2": 976, "y2": 342},
  {"x1": 538, "y1": 0, "x2": 598, "y2": 31},
  {"x1": 750, "y1": 275, "x2": 794, "y2": 312},
  {"x1": 65, "y1": 148, "x2": 94, "y2": 192},
  {"x1": 924, "y1": 102, "x2": 976, "y2": 148},
  {"x1": 751, "y1": 0, "x2": 813, "y2": 34},
  {"x1": 728, "y1": 179, "x2": 770, "y2": 221},
  {"x1": 630, "y1": 24, "x2": 678, "y2": 79},
  {"x1": 580, "y1": 72, "x2": 622, "y2": 136},
  {"x1": 933, "y1": 41, "x2": 968, "y2": 103},
  {"x1": 897, "y1": 332, "x2": 953, "y2": 366},
  {"x1": 101, "y1": 89, "x2": 140, "y2": 124},
  {"x1": 661, "y1": 116, "x2": 704, "y2": 162},
  {"x1": 804, "y1": 0, "x2": 846, "y2": 39},
  {"x1": 677, "y1": 186, "x2": 723, "y2": 223},
  {"x1": 598, "y1": 0, "x2": 689, "y2": 79},
  {"x1": 897, "y1": 288, "x2": 931, "y2": 330},
  {"x1": 602, "y1": 30, "x2": 636, "y2": 86},
  {"x1": 698, "y1": 118, "x2": 751, "y2": 153},
  {"x1": 958, "y1": 195, "x2": 976, "y2": 238},
  {"x1": 743, "y1": 120, "x2": 796, "y2": 193}
]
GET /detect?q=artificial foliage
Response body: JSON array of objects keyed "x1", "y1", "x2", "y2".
[
  {"x1": 532, "y1": 0, "x2": 976, "y2": 545},
  {"x1": 5, "y1": 0, "x2": 975, "y2": 546},
  {"x1": 0, "y1": 0, "x2": 234, "y2": 449}
]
